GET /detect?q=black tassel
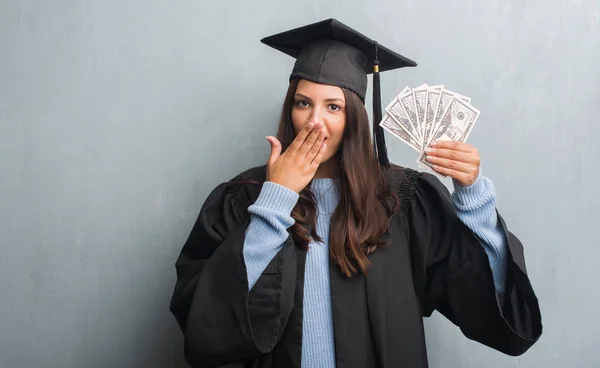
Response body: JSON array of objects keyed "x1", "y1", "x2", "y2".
[{"x1": 373, "y1": 42, "x2": 390, "y2": 169}]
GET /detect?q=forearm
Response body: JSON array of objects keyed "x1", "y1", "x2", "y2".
[
  {"x1": 451, "y1": 175, "x2": 508, "y2": 295},
  {"x1": 243, "y1": 182, "x2": 299, "y2": 289}
]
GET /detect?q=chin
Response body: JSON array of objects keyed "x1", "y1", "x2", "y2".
[
  {"x1": 320, "y1": 155, "x2": 333, "y2": 164},
  {"x1": 321, "y1": 149, "x2": 338, "y2": 164}
]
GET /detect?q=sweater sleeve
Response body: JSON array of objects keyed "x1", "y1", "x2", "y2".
[
  {"x1": 243, "y1": 181, "x2": 299, "y2": 290},
  {"x1": 451, "y1": 175, "x2": 508, "y2": 295}
]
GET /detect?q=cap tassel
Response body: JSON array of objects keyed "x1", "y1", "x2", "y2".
[{"x1": 373, "y1": 42, "x2": 390, "y2": 169}]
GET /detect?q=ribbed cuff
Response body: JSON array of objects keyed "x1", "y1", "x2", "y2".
[
  {"x1": 452, "y1": 175, "x2": 496, "y2": 211},
  {"x1": 253, "y1": 181, "x2": 299, "y2": 216}
]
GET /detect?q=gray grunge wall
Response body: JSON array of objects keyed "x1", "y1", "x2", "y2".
[{"x1": 1, "y1": 1, "x2": 598, "y2": 367}]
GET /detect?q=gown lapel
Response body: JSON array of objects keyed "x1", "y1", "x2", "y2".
[{"x1": 364, "y1": 246, "x2": 389, "y2": 368}]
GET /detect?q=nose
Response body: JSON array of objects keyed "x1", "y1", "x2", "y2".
[
  {"x1": 305, "y1": 106, "x2": 329, "y2": 139},
  {"x1": 309, "y1": 105, "x2": 325, "y2": 126}
]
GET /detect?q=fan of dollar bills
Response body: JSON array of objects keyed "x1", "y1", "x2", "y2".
[{"x1": 379, "y1": 84, "x2": 480, "y2": 171}]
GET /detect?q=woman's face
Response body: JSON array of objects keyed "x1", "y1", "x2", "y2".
[{"x1": 291, "y1": 79, "x2": 346, "y2": 162}]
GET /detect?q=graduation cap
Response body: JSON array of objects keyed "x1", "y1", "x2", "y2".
[{"x1": 261, "y1": 18, "x2": 417, "y2": 168}]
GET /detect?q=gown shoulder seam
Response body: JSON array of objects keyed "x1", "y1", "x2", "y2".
[{"x1": 397, "y1": 168, "x2": 420, "y2": 216}]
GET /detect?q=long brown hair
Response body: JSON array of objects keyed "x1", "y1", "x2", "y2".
[{"x1": 276, "y1": 79, "x2": 400, "y2": 277}]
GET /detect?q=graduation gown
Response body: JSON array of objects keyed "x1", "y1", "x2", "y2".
[{"x1": 169, "y1": 164, "x2": 542, "y2": 368}]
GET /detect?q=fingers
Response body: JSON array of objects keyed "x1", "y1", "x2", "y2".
[
  {"x1": 426, "y1": 141, "x2": 480, "y2": 166},
  {"x1": 266, "y1": 136, "x2": 282, "y2": 165},
  {"x1": 430, "y1": 164, "x2": 472, "y2": 184},
  {"x1": 296, "y1": 123, "x2": 323, "y2": 157},
  {"x1": 287, "y1": 122, "x2": 316, "y2": 154},
  {"x1": 311, "y1": 142, "x2": 328, "y2": 168},
  {"x1": 305, "y1": 130, "x2": 326, "y2": 161},
  {"x1": 426, "y1": 140, "x2": 480, "y2": 186},
  {"x1": 425, "y1": 155, "x2": 474, "y2": 174},
  {"x1": 430, "y1": 140, "x2": 473, "y2": 153},
  {"x1": 425, "y1": 147, "x2": 475, "y2": 164}
]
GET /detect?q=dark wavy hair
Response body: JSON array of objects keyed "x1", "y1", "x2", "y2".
[{"x1": 277, "y1": 79, "x2": 399, "y2": 277}]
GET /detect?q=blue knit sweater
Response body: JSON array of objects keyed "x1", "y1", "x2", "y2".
[{"x1": 242, "y1": 174, "x2": 508, "y2": 368}]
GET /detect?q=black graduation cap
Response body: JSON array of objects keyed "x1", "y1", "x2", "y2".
[{"x1": 261, "y1": 18, "x2": 417, "y2": 168}]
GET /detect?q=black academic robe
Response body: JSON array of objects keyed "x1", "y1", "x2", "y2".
[{"x1": 169, "y1": 164, "x2": 542, "y2": 368}]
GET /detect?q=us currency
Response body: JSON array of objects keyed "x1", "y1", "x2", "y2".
[
  {"x1": 426, "y1": 89, "x2": 473, "y2": 147},
  {"x1": 413, "y1": 86, "x2": 428, "y2": 147},
  {"x1": 418, "y1": 97, "x2": 480, "y2": 168},
  {"x1": 427, "y1": 89, "x2": 454, "y2": 147},
  {"x1": 399, "y1": 86, "x2": 411, "y2": 98},
  {"x1": 385, "y1": 89, "x2": 420, "y2": 143},
  {"x1": 423, "y1": 85, "x2": 443, "y2": 148},
  {"x1": 434, "y1": 97, "x2": 480, "y2": 142},
  {"x1": 399, "y1": 90, "x2": 421, "y2": 145},
  {"x1": 456, "y1": 93, "x2": 471, "y2": 104},
  {"x1": 379, "y1": 114, "x2": 420, "y2": 153}
]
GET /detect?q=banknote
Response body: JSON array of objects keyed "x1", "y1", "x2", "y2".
[
  {"x1": 456, "y1": 93, "x2": 471, "y2": 104},
  {"x1": 417, "y1": 97, "x2": 480, "y2": 168},
  {"x1": 399, "y1": 89, "x2": 421, "y2": 144},
  {"x1": 385, "y1": 87, "x2": 420, "y2": 143},
  {"x1": 379, "y1": 84, "x2": 480, "y2": 177},
  {"x1": 413, "y1": 86, "x2": 428, "y2": 147},
  {"x1": 380, "y1": 114, "x2": 420, "y2": 152},
  {"x1": 428, "y1": 89, "x2": 455, "y2": 147},
  {"x1": 423, "y1": 85, "x2": 443, "y2": 147}
]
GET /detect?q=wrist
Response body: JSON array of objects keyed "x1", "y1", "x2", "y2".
[{"x1": 254, "y1": 181, "x2": 300, "y2": 214}]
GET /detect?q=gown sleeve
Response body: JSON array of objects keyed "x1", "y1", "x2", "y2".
[
  {"x1": 169, "y1": 180, "x2": 299, "y2": 367},
  {"x1": 406, "y1": 171, "x2": 542, "y2": 356}
]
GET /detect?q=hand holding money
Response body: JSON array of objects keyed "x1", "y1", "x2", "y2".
[
  {"x1": 379, "y1": 84, "x2": 481, "y2": 181},
  {"x1": 424, "y1": 141, "x2": 480, "y2": 186}
]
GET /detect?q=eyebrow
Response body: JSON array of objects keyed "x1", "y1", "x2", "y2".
[{"x1": 294, "y1": 93, "x2": 345, "y2": 104}]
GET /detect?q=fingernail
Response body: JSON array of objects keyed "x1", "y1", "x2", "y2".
[
  {"x1": 425, "y1": 147, "x2": 432, "y2": 154},
  {"x1": 426, "y1": 155, "x2": 432, "y2": 161},
  {"x1": 307, "y1": 122, "x2": 314, "y2": 129},
  {"x1": 430, "y1": 141, "x2": 437, "y2": 147}
]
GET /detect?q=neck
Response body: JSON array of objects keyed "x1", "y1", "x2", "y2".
[{"x1": 314, "y1": 158, "x2": 340, "y2": 179}]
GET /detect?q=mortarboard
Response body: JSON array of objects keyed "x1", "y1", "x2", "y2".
[{"x1": 261, "y1": 18, "x2": 417, "y2": 168}]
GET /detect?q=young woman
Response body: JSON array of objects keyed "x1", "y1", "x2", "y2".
[{"x1": 170, "y1": 19, "x2": 542, "y2": 368}]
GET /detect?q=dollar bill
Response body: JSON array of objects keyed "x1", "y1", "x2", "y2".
[
  {"x1": 382, "y1": 84, "x2": 479, "y2": 178},
  {"x1": 385, "y1": 88, "x2": 420, "y2": 143},
  {"x1": 413, "y1": 86, "x2": 428, "y2": 147},
  {"x1": 399, "y1": 90, "x2": 421, "y2": 145},
  {"x1": 423, "y1": 85, "x2": 443, "y2": 148},
  {"x1": 427, "y1": 89, "x2": 454, "y2": 148},
  {"x1": 435, "y1": 97, "x2": 480, "y2": 142},
  {"x1": 418, "y1": 97, "x2": 480, "y2": 168},
  {"x1": 399, "y1": 86, "x2": 412, "y2": 98},
  {"x1": 379, "y1": 114, "x2": 420, "y2": 153},
  {"x1": 456, "y1": 93, "x2": 471, "y2": 104}
]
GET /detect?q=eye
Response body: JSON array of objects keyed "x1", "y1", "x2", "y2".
[
  {"x1": 295, "y1": 100, "x2": 310, "y2": 108},
  {"x1": 329, "y1": 104, "x2": 342, "y2": 111}
]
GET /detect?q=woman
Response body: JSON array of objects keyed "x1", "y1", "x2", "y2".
[{"x1": 170, "y1": 19, "x2": 542, "y2": 368}]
